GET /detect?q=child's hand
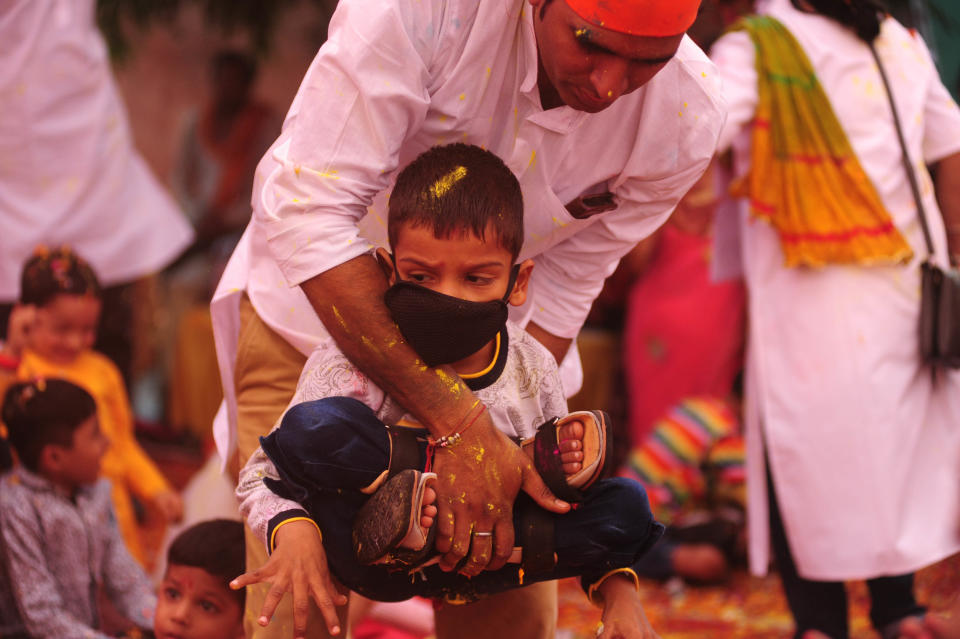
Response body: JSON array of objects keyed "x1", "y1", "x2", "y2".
[
  {"x1": 596, "y1": 575, "x2": 661, "y2": 639},
  {"x1": 229, "y1": 520, "x2": 347, "y2": 639},
  {"x1": 153, "y1": 490, "x2": 184, "y2": 523},
  {"x1": 3, "y1": 304, "x2": 35, "y2": 360}
]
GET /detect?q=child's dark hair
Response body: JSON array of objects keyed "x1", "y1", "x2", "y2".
[
  {"x1": 167, "y1": 519, "x2": 246, "y2": 608},
  {"x1": 1, "y1": 379, "x2": 97, "y2": 472},
  {"x1": 20, "y1": 246, "x2": 101, "y2": 307},
  {"x1": 388, "y1": 143, "x2": 524, "y2": 259}
]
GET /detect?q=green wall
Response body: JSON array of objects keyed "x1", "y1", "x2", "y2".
[{"x1": 927, "y1": 0, "x2": 960, "y2": 99}]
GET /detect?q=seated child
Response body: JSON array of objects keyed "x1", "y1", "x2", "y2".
[
  {"x1": 236, "y1": 143, "x2": 664, "y2": 606},
  {"x1": 9, "y1": 246, "x2": 183, "y2": 567},
  {"x1": 155, "y1": 519, "x2": 245, "y2": 639},
  {"x1": 0, "y1": 379, "x2": 156, "y2": 638},
  {"x1": 620, "y1": 396, "x2": 746, "y2": 583}
]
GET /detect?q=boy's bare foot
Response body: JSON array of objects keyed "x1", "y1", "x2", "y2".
[
  {"x1": 523, "y1": 418, "x2": 587, "y2": 475},
  {"x1": 419, "y1": 485, "x2": 438, "y2": 531}
]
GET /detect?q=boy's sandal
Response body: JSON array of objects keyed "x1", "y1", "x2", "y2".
[
  {"x1": 522, "y1": 410, "x2": 613, "y2": 503},
  {"x1": 353, "y1": 468, "x2": 437, "y2": 567}
]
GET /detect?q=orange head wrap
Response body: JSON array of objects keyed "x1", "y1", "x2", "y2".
[{"x1": 564, "y1": 0, "x2": 701, "y2": 37}]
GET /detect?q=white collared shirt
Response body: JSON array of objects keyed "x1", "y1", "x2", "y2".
[
  {"x1": 212, "y1": 0, "x2": 725, "y2": 461},
  {"x1": 0, "y1": 0, "x2": 193, "y2": 298}
]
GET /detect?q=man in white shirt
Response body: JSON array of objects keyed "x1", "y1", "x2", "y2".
[{"x1": 213, "y1": 0, "x2": 725, "y2": 637}]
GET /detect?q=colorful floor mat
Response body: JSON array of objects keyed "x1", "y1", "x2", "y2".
[{"x1": 557, "y1": 553, "x2": 960, "y2": 638}]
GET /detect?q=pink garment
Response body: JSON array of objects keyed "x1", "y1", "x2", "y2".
[{"x1": 623, "y1": 224, "x2": 746, "y2": 445}]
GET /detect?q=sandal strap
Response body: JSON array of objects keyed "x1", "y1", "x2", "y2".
[
  {"x1": 386, "y1": 425, "x2": 425, "y2": 478},
  {"x1": 516, "y1": 494, "x2": 556, "y2": 575}
]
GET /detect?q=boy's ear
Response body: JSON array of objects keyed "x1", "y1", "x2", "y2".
[
  {"x1": 375, "y1": 248, "x2": 396, "y2": 284},
  {"x1": 38, "y1": 444, "x2": 63, "y2": 475},
  {"x1": 506, "y1": 259, "x2": 535, "y2": 307}
]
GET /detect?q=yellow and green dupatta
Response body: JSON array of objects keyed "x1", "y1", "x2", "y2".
[{"x1": 730, "y1": 16, "x2": 913, "y2": 267}]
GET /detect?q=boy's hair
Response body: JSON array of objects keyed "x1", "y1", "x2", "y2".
[
  {"x1": 20, "y1": 246, "x2": 101, "y2": 307},
  {"x1": 1, "y1": 379, "x2": 97, "y2": 472},
  {"x1": 388, "y1": 143, "x2": 524, "y2": 259},
  {"x1": 167, "y1": 519, "x2": 246, "y2": 608}
]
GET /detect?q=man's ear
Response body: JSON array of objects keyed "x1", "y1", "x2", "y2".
[
  {"x1": 507, "y1": 259, "x2": 535, "y2": 307},
  {"x1": 375, "y1": 248, "x2": 396, "y2": 284},
  {"x1": 527, "y1": 0, "x2": 545, "y2": 10}
]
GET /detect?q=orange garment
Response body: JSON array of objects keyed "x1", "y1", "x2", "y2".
[
  {"x1": 730, "y1": 15, "x2": 913, "y2": 267},
  {"x1": 18, "y1": 349, "x2": 171, "y2": 567}
]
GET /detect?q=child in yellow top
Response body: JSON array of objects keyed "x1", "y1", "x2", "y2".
[{"x1": 10, "y1": 246, "x2": 182, "y2": 567}]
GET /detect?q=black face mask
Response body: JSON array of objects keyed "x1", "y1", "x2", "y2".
[{"x1": 384, "y1": 262, "x2": 520, "y2": 367}]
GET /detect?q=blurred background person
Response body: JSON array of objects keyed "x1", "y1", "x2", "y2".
[
  {"x1": 711, "y1": 0, "x2": 960, "y2": 637},
  {"x1": 0, "y1": 0, "x2": 194, "y2": 391},
  {"x1": 163, "y1": 49, "x2": 279, "y2": 448}
]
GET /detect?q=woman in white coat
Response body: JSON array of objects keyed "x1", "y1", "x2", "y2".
[{"x1": 711, "y1": 0, "x2": 960, "y2": 637}]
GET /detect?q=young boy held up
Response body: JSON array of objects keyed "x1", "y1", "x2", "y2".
[
  {"x1": 0, "y1": 379, "x2": 156, "y2": 638},
  {"x1": 235, "y1": 143, "x2": 664, "y2": 634},
  {"x1": 155, "y1": 519, "x2": 245, "y2": 639}
]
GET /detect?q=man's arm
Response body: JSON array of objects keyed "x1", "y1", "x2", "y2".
[
  {"x1": 934, "y1": 151, "x2": 960, "y2": 262},
  {"x1": 300, "y1": 255, "x2": 568, "y2": 575}
]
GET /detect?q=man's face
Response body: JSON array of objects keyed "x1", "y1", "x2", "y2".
[
  {"x1": 154, "y1": 565, "x2": 243, "y2": 639},
  {"x1": 531, "y1": 0, "x2": 684, "y2": 112}
]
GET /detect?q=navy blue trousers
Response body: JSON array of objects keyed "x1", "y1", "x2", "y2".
[{"x1": 261, "y1": 397, "x2": 664, "y2": 602}]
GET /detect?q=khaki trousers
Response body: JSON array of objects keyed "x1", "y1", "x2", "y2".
[{"x1": 235, "y1": 298, "x2": 557, "y2": 639}]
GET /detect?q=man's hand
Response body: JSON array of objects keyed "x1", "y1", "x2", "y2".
[
  {"x1": 431, "y1": 412, "x2": 570, "y2": 576},
  {"x1": 595, "y1": 574, "x2": 661, "y2": 639},
  {"x1": 230, "y1": 520, "x2": 348, "y2": 639}
]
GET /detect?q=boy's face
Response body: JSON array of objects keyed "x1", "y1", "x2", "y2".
[
  {"x1": 29, "y1": 294, "x2": 101, "y2": 364},
  {"x1": 155, "y1": 564, "x2": 243, "y2": 639},
  {"x1": 43, "y1": 416, "x2": 108, "y2": 488},
  {"x1": 387, "y1": 223, "x2": 532, "y2": 304}
]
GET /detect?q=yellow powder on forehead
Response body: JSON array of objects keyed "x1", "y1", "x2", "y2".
[{"x1": 429, "y1": 165, "x2": 468, "y2": 199}]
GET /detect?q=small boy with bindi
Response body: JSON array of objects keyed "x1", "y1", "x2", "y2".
[{"x1": 154, "y1": 519, "x2": 246, "y2": 639}]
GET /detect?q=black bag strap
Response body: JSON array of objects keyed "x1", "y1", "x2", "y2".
[{"x1": 868, "y1": 41, "x2": 935, "y2": 258}]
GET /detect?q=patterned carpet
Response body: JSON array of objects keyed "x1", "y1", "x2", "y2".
[{"x1": 557, "y1": 553, "x2": 960, "y2": 638}]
